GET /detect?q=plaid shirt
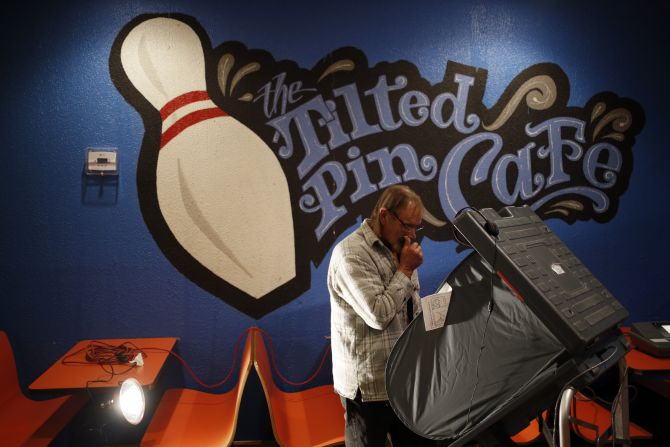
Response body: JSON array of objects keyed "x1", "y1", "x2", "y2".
[{"x1": 328, "y1": 219, "x2": 421, "y2": 402}]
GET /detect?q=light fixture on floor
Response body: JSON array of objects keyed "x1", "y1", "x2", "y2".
[
  {"x1": 118, "y1": 378, "x2": 145, "y2": 425},
  {"x1": 100, "y1": 378, "x2": 145, "y2": 425}
]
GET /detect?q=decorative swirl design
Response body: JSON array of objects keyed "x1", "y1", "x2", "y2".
[
  {"x1": 422, "y1": 207, "x2": 447, "y2": 227},
  {"x1": 217, "y1": 55, "x2": 260, "y2": 100},
  {"x1": 602, "y1": 132, "x2": 624, "y2": 142},
  {"x1": 238, "y1": 93, "x2": 254, "y2": 102},
  {"x1": 230, "y1": 62, "x2": 261, "y2": 95},
  {"x1": 592, "y1": 108, "x2": 632, "y2": 140},
  {"x1": 544, "y1": 200, "x2": 584, "y2": 217},
  {"x1": 277, "y1": 142, "x2": 292, "y2": 159},
  {"x1": 590, "y1": 102, "x2": 606, "y2": 122},
  {"x1": 483, "y1": 75, "x2": 557, "y2": 131},
  {"x1": 298, "y1": 192, "x2": 317, "y2": 211},
  {"x1": 420, "y1": 155, "x2": 438, "y2": 177},
  {"x1": 217, "y1": 53, "x2": 235, "y2": 96},
  {"x1": 318, "y1": 59, "x2": 355, "y2": 83},
  {"x1": 272, "y1": 144, "x2": 293, "y2": 158},
  {"x1": 531, "y1": 187, "x2": 609, "y2": 214}
]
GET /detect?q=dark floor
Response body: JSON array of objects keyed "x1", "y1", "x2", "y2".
[
  {"x1": 420, "y1": 366, "x2": 669, "y2": 447},
  {"x1": 504, "y1": 372, "x2": 670, "y2": 447},
  {"x1": 52, "y1": 365, "x2": 669, "y2": 446}
]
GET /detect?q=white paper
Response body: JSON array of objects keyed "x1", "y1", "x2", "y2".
[{"x1": 421, "y1": 283, "x2": 452, "y2": 331}]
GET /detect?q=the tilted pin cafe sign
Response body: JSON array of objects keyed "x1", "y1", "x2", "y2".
[{"x1": 110, "y1": 14, "x2": 644, "y2": 317}]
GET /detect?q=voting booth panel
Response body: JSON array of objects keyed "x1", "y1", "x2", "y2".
[{"x1": 386, "y1": 209, "x2": 629, "y2": 446}]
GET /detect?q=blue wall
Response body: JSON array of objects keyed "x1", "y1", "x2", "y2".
[{"x1": 1, "y1": 0, "x2": 669, "y2": 441}]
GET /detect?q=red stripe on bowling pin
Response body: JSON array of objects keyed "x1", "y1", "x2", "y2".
[{"x1": 160, "y1": 90, "x2": 228, "y2": 149}]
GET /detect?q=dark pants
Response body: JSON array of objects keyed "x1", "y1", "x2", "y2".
[{"x1": 341, "y1": 390, "x2": 438, "y2": 447}]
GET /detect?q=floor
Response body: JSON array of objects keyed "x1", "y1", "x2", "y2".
[
  {"x1": 54, "y1": 367, "x2": 669, "y2": 446},
  {"x1": 508, "y1": 372, "x2": 669, "y2": 447}
]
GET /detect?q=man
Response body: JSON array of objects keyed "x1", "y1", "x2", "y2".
[{"x1": 328, "y1": 185, "x2": 430, "y2": 446}]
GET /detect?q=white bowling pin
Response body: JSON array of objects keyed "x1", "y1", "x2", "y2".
[{"x1": 120, "y1": 17, "x2": 295, "y2": 299}]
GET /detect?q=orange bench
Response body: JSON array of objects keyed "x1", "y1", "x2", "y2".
[
  {"x1": 510, "y1": 411, "x2": 548, "y2": 445},
  {"x1": 252, "y1": 327, "x2": 344, "y2": 447},
  {"x1": 0, "y1": 331, "x2": 87, "y2": 447},
  {"x1": 140, "y1": 329, "x2": 254, "y2": 447}
]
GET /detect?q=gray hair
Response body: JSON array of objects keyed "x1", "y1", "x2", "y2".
[{"x1": 370, "y1": 185, "x2": 423, "y2": 232}]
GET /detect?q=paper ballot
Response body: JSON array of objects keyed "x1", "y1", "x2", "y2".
[{"x1": 421, "y1": 283, "x2": 452, "y2": 331}]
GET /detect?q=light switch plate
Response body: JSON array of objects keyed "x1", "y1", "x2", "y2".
[{"x1": 85, "y1": 147, "x2": 118, "y2": 176}]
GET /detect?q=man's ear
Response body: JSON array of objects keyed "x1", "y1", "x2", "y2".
[{"x1": 379, "y1": 208, "x2": 388, "y2": 225}]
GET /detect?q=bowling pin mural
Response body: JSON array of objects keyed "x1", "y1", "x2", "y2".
[{"x1": 118, "y1": 17, "x2": 296, "y2": 301}]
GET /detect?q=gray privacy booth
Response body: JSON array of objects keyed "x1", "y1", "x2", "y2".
[{"x1": 386, "y1": 207, "x2": 629, "y2": 446}]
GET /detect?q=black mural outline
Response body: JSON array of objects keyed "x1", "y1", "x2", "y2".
[{"x1": 110, "y1": 14, "x2": 645, "y2": 318}]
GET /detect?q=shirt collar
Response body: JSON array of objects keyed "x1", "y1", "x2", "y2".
[{"x1": 361, "y1": 219, "x2": 385, "y2": 249}]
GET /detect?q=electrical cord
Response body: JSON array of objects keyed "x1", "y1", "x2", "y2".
[
  {"x1": 459, "y1": 206, "x2": 500, "y2": 433},
  {"x1": 461, "y1": 299, "x2": 495, "y2": 432},
  {"x1": 575, "y1": 383, "x2": 638, "y2": 409},
  {"x1": 141, "y1": 327, "x2": 253, "y2": 389},
  {"x1": 256, "y1": 327, "x2": 332, "y2": 387},
  {"x1": 61, "y1": 340, "x2": 147, "y2": 400},
  {"x1": 62, "y1": 340, "x2": 147, "y2": 366},
  {"x1": 452, "y1": 224, "x2": 471, "y2": 248},
  {"x1": 571, "y1": 384, "x2": 627, "y2": 444},
  {"x1": 454, "y1": 206, "x2": 499, "y2": 238},
  {"x1": 62, "y1": 328, "x2": 252, "y2": 389},
  {"x1": 60, "y1": 326, "x2": 331, "y2": 390},
  {"x1": 452, "y1": 207, "x2": 474, "y2": 247}
]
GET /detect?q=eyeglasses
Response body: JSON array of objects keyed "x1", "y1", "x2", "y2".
[{"x1": 389, "y1": 209, "x2": 424, "y2": 232}]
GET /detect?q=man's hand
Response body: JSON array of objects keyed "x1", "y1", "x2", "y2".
[{"x1": 398, "y1": 236, "x2": 423, "y2": 278}]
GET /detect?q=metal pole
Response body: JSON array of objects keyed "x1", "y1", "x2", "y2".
[
  {"x1": 613, "y1": 358, "x2": 631, "y2": 445},
  {"x1": 558, "y1": 387, "x2": 575, "y2": 447}
]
